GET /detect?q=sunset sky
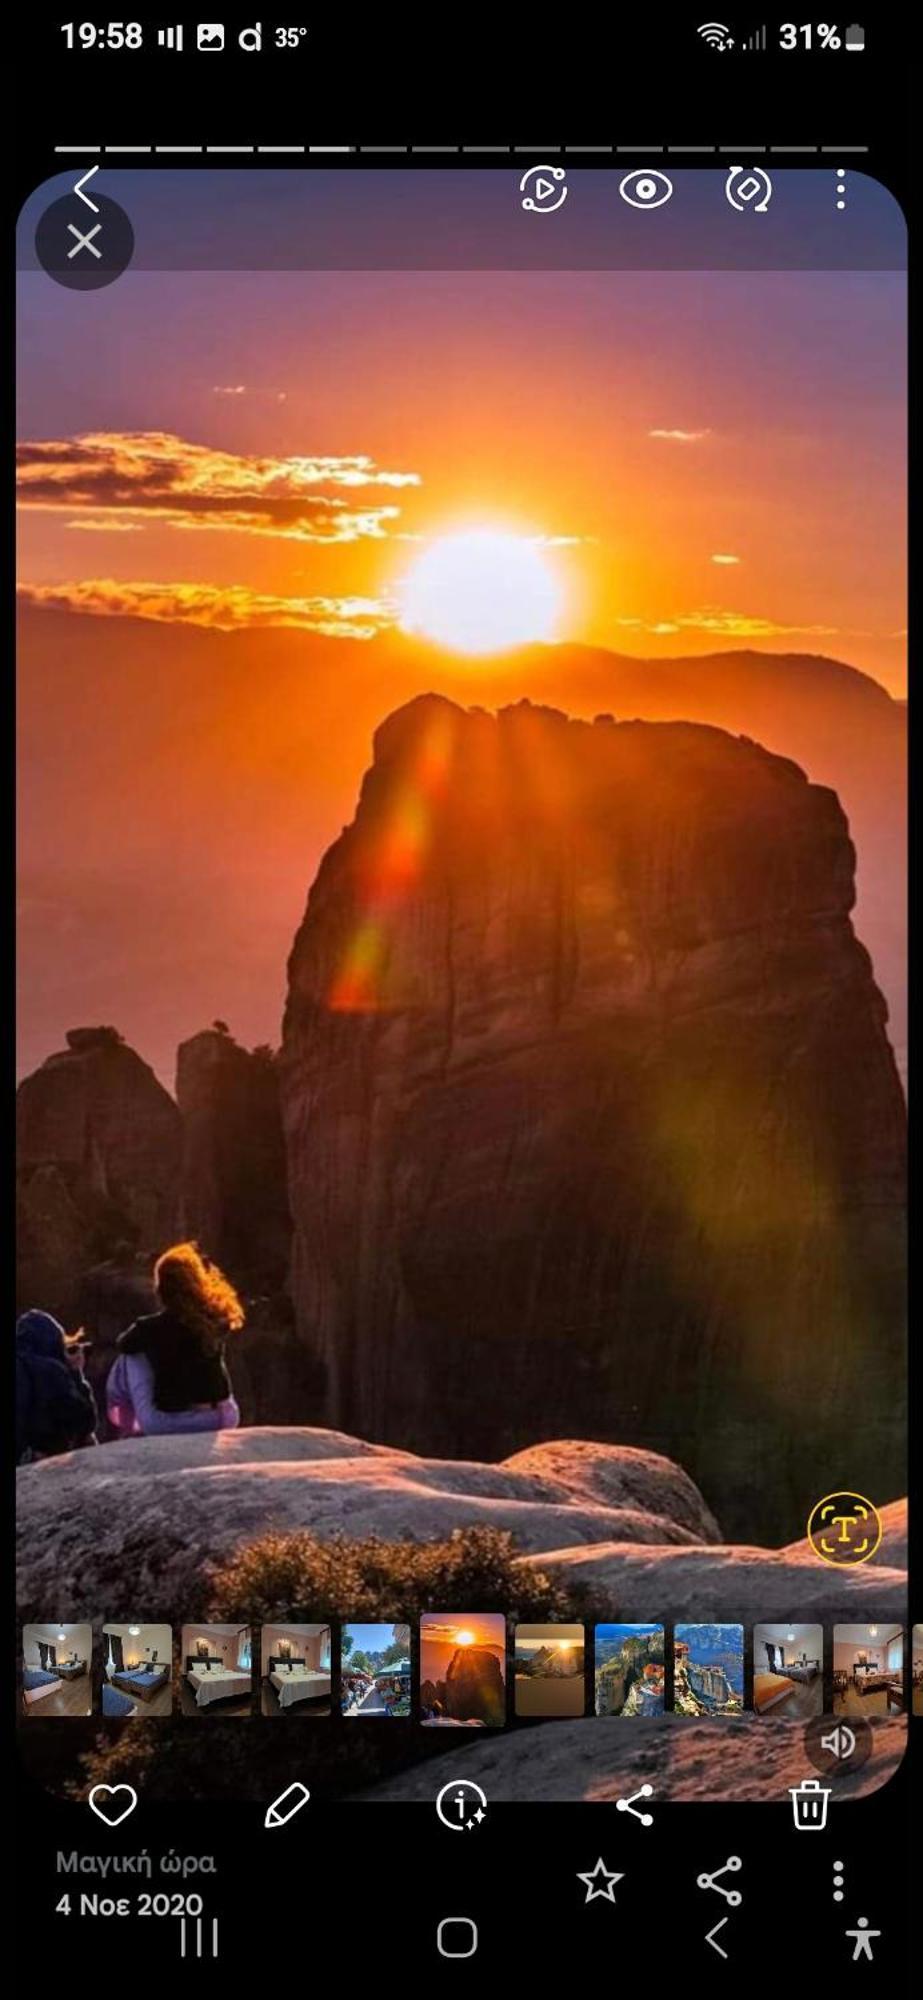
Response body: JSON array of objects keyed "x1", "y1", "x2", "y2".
[
  {"x1": 18, "y1": 262, "x2": 906, "y2": 685},
  {"x1": 16, "y1": 189, "x2": 906, "y2": 1082},
  {"x1": 420, "y1": 1616, "x2": 506, "y2": 1678}
]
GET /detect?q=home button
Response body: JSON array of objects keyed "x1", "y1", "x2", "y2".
[{"x1": 436, "y1": 1917, "x2": 478, "y2": 1959}]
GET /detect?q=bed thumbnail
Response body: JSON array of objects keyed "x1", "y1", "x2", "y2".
[
  {"x1": 180, "y1": 1624, "x2": 253, "y2": 1716},
  {"x1": 594, "y1": 1624, "x2": 665, "y2": 1716},
  {"x1": 752, "y1": 1624, "x2": 823, "y2": 1719},
  {"x1": 261, "y1": 1623, "x2": 332, "y2": 1715},
  {"x1": 22, "y1": 1623, "x2": 92, "y2": 1716},
  {"x1": 833, "y1": 1625, "x2": 905, "y2": 1716},
  {"x1": 420, "y1": 1614, "x2": 506, "y2": 1727},
  {"x1": 102, "y1": 1622, "x2": 172, "y2": 1718},
  {"x1": 341, "y1": 1624, "x2": 412, "y2": 1716},
  {"x1": 675, "y1": 1624, "x2": 744, "y2": 1716},
  {"x1": 514, "y1": 1624, "x2": 585, "y2": 1717}
]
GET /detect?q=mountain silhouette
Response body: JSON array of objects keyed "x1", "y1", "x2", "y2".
[{"x1": 17, "y1": 608, "x2": 905, "y2": 1089}]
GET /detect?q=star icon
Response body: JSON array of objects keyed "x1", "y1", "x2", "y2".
[{"x1": 577, "y1": 1857, "x2": 624, "y2": 1905}]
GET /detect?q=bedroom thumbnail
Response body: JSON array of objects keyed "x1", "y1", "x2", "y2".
[
  {"x1": 22, "y1": 1624, "x2": 92, "y2": 1716},
  {"x1": 420, "y1": 1614, "x2": 506, "y2": 1727},
  {"x1": 753, "y1": 1624, "x2": 823, "y2": 1719},
  {"x1": 594, "y1": 1624, "x2": 665, "y2": 1716},
  {"x1": 102, "y1": 1623, "x2": 172, "y2": 1718},
  {"x1": 341, "y1": 1624, "x2": 412, "y2": 1716},
  {"x1": 261, "y1": 1624, "x2": 332, "y2": 1715},
  {"x1": 514, "y1": 1624, "x2": 585, "y2": 1718},
  {"x1": 180, "y1": 1625, "x2": 253, "y2": 1716},
  {"x1": 833, "y1": 1625, "x2": 904, "y2": 1716}
]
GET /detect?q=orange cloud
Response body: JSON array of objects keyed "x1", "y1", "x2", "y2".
[
  {"x1": 17, "y1": 578, "x2": 395, "y2": 638},
  {"x1": 616, "y1": 607, "x2": 842, "y2": 639},
  {"x1": 648, "y1": 428, "x2": 712, "y2": 442},
  {"x1": 16, "y1": 430, "x2": 420, "y2": 542}
]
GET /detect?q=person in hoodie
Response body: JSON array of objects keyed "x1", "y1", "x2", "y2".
[
  {"x1": 107, "y1": 1241, "x2": 241, "y2": 1438},
  {"x1": 16, "y1": 1311, "x2": 99, "y2": 1463}
]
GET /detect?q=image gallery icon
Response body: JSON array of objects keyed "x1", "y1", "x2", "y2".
[{"x1": 197, "y1": 23, "x2": 225, "y2": 50}]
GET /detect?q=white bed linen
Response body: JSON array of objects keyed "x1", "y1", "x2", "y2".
[
  {"x1": 187, "y1": 1667, "x2": 251, "y2": 1709},
  {"x1": 270, "y1": 1667, "x2": 331, "y2": 1709}
]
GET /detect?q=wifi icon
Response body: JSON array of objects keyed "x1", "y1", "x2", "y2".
[{"x1": 698, "y1": 20, "x2": 735, "y2": 48}]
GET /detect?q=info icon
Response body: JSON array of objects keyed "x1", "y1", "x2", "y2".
[
  {"x1": 35, "y1": 193, "x2": 134, "y2": 291},
  {"x1": 435, "y1": 1779, "x2": 488, "y2": 1831},
  {"x1": 804, "y1": 1713, "x2": 872, "y2": 1779},
  {"x1": 806, "y1": 1492, "x2": 883, "y2": 1566}
]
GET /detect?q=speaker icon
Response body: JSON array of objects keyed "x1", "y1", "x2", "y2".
[{"x1": 821, "y1": 1723, "x2": 857, "y2": 1760}]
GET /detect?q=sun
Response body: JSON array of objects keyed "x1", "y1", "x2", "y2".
[
  {"x1": 399, "y1": 529, "x2": 561, "y2": 654},
  {"x1": 455, "y1": 1629, "x2": 476, "y2": 1647}
]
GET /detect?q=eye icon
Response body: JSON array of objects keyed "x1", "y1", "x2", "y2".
[{"x1": 619, "y1": 170, "x2": 674, "y2": 210}]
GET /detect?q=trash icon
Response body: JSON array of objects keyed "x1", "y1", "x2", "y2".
[{"x1": 790, "y1": 1777, "x2": 831, "y2": 1830}]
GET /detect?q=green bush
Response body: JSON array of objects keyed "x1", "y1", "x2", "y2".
[{"x1": 204, "y1": 1524, "x2": 588, "y2": 1625}]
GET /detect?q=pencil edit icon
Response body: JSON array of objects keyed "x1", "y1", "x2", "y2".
[{"x1": 264, "y1": 1781, "x2": 310, "y2": 1829}]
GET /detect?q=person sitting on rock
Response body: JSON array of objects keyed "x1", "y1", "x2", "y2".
[
  {"x1": 106, "y1": 1241, "x2": 242, "y2": 1437},
  {"x1": 16, "y1": 1311, "x2": 99, "y2": 1462}
]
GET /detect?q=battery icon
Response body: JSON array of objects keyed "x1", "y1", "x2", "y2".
[{"x1": 844, "y1": 23, "x2": 865, "y2": 50}]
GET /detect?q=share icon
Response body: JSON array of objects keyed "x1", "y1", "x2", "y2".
[
  {"x1": 615, "y1": 1783, "x2": 654, "y2": 1827},
  {"x1": 696, "y1": 1855, "x2": 743, "y2": 1906}
]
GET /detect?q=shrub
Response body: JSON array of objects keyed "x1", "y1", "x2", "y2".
[{"x1": 203, "y1": 1525, "x2": 588, "y2": 1625}]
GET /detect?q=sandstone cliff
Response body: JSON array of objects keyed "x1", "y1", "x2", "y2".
[
  {"x1": 175, "y1": 1026, "x2": 291, "y2": 1293},
  {"x1": 16, "y1": 1027, "x2": 182, "y2": 1323},
  {"x1": 281, "y1": 697, "x2": 907, "y2": 1543}
]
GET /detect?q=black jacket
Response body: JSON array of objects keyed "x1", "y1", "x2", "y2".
[
  {"x1": 117, "y1": 1309, "x2": 232, "y2": 1413},
  {"x1": 15, "y1": 1313, "x2": 98, "y2": 1460}
]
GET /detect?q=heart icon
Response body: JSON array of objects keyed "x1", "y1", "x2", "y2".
[{"x1": 88, "y1": 1783, "x2": 138, "y2": 1828}]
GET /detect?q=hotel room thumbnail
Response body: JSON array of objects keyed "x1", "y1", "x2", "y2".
[
  {"x1": 180, "y1": 1625, "x2": 253, "y2": 1716},
  {"x1": 102, "y1": 1623, "x2": 172, "y2": 1717},
  {"x1": 832, "y1": 1625, "x2": 904, "y2": 1716},
  {"x1": 22, "y1": 1624, "x2": 92, "y2": 1716},
  {"x1": 753, "y1": 1624, "x2": 823, "y2": 1719},
  {"x1": 261, "y1": 1623, "x2": 332, "y2": 1715}
]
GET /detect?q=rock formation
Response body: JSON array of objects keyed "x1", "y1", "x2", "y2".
[
  {"x1": 15, "y1": 1429, "x2": 906, "y2": 1630},
  {"x1": 16, "y1": 1027, "x2": 182, "y2": 1324},
  {"x1": 442, "y1": 1645, "x2": 506, "y2": 1726},
  {"x1": 175, "y1": 1027, "x2": 291, "y2": 1293},
  {"x1": 281, "y1": 696, "x2": 907, "y2": 1544}
]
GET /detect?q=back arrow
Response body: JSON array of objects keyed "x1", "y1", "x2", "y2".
[
  {"x1": 706, "y1": 1917, "x2": 729, "y2": 1958},
  {"x1": 74, "y1": 165, "x2": 100, "y2": 213}
]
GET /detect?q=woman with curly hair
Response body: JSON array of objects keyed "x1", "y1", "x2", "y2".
[{"x1": 107, "y1": 1243, "x2": 242, "y2": 1437}]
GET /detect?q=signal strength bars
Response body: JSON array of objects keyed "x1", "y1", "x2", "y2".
[
  {"x1": 741, "y1": 23, "x2": 767, "y2": 49},
  {"x1": 157, "y1": 23, "x2": 184, "y2": 49}
]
